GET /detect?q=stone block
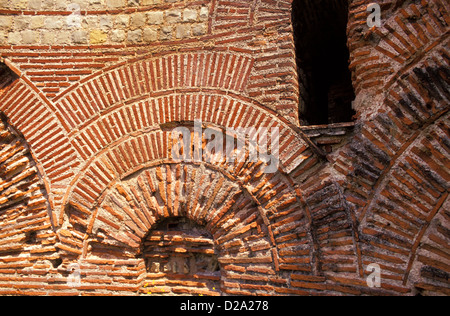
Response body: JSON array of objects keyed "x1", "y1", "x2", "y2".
[
  {"x1": 22, "y1": 30, "x2": 38, "y2": 44},
  {"x1": 0, "y1": 31, "x2": 6, "y2": 44},
  {"x1": 166, "y1": 10, "x2": 181, "y2": 23},
  {"x1": 192, "y1": 24, "x2": 206, "y2": 36},
  {"x1": 176, "y1": 24, "x2": 191, "y2": 39},
  {"x1": 14, "y1": 16, "x2": 30, "y2": 31},
  {"x1": 7, "y1": 32, "x2": 22, "y2": 45},
  {"x1": 0, "y1": 16, "x2": 12, "y2": 29},
  {"x1": 160, "y1": 26, "x2": 172, "y2": 41},
  {"x1": 115, "y1": 15, "x2": 129, "y2": 29},
  {"x1": 27, "y1": 0, "x2": 41, "y2": 10},
  {"x1": 99, "y1": 16, "x2": 113, "y2": 30},
  {"x1": 90, "y1": 29, "x2": 108, "y2": 44},
  {"x1": 10, "y1": 0, "x2": 29, "y2": 10},
  {"x1": 140, "y1": 0, "x2": 161, "y2": 4},
  {"x1": 110, "y1": 29, "x2": 126, "y2": 43},
  {"x1": 41, "y1": 31, "x2": 55, "y2": 45},
  {"x1": 127, "y1": 29, "x2": 142, "y2": 43},
  {"x1": 44, "y1": 17, "x2": 64, "y2": 29},
  {"x1": 72, "y1": 30, "x2": 88, "y2": 44},
  {"x1": 106, "y1": 0, "x2": 125, "y2": 8},
  {"x1": 150, "y1": 262, "x2": 160, "y2": 273},
  {"x1": 143, "y1": 27, "x2": 158, "y2": 42},
  {"x1": 29, "y1": 16, "x2": 45, "y2": 30},
  {"x1": 0, "y1": 0, "x2": 9, "y2": 8},
  {"x1": 146, "y1": 11, "x2": 164, "y2": 25},
  {"x1": 200, "y1": 6, "x2": 209, "y2": 20},
  {"x1": 82, "y1": 16, "x2": 99, "y2": 29},
  {"x1": 55, "y1": 31, "x2": 71, "y2": 45},
  {"x1": 183, "y1": 9, "x2": 198, "y2": 22},
  {"x1": 128, "y1": 0, "x2": 139, "y2": 6},
  {"x1": 130, "y1": 12, "x2": 146, "y2": 29}
]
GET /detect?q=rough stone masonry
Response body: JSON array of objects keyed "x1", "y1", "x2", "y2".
[{"x1": 0, "y1": 0, "x2": 448, "y2": 296}]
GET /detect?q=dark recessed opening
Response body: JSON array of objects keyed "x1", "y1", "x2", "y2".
[
  {"x1": 25, "y1": 231, "x2": 37, "y2": 244},
  {"x1": 292, "y1": 0, "x2": 356, "y2": 125},
  {"x1": 0, "y1": 62, "x2": 19, "y2": 91},
  {"x1": 51, "y1": 257, "x2": 63, "y2": 269}
]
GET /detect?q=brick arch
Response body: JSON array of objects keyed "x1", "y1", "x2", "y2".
[
  {"x1": 88, "y1": 162, "x2": 264, "y2": 251},
  {"x1": 7, "y1": 48, "x2": 321, "y2": 219},
  {"x1": 334, "y1": 7, "x2": 450, "y2": 292},
  {"x1": 0, "y1": 60, "x2": 79, "y2": 220},
  {"x1": 52, "y1": 50, "x2": 256, "y2": 131},
  {"x1": 58, "y1": 124, "x2": 315, "y2": 263},
  {"x1": 0, "y1": 112, "x2": 61, "y2": 294},
  {"x1": 50, "y1": 48, "x2": 320, "y2": 166},
  {"x1": 2, "y1": 50, "x2": 321, "y2": 221},
  {"x1": 357, "y1": 113, "x2": 450, "y2": 290},
  {"x1": 66, "y1": 90, "x2": 310, "y2": 173},
  {"x1": 2, "y1": 49, "x2": 319, "y2": 225},
  {"x1": 58, "y1": 160, "x2": 316, "y2": 295},
  {"x1": 347, "y1": 0, "x2": 450, "y2": 100},
  {"x1": 62, "y1": 126, "x2": 292, "y2": 214},
  {"x1": 50, "y1": 83, "x2": 317, "y2": 225},
  {"x1": 407, "y1": 195, "x2": 450, "y2": 295}
]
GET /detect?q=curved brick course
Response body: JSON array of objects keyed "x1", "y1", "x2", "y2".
[{"x1": 0, "y1": 0, "x2": 448, "y2": 296}]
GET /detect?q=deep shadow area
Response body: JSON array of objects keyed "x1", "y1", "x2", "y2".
[
  {"x1": 292, "y1": 0, "x2": 356, "y2": 125},
  {"x1": 0, "y1": 62, "x2": 18, "y2": 93}
]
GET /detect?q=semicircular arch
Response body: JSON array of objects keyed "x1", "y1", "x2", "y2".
[{"x1": 57, "y1": 160, "x2": 317, "y2": 295}]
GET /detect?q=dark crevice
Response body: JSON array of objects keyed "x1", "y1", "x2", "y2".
[{"x1": 292, "y1": 0, "x2": 356, "y2": 125}]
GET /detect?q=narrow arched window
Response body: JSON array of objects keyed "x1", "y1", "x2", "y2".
[{"x1": 292, "y1": 0, "x2": 356, "y2": 125}]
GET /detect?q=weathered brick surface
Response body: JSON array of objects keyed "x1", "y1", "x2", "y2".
[{"x1": 0, "y1": 0, "x2": 448, "y2": 296}]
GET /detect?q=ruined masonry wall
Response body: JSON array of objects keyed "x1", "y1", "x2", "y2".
[{"x1": 0, "y1": 0, "x2": 448, "y2": 296}]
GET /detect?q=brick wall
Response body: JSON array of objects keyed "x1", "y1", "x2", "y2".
[{"x1": 0, "y1": 0, "x2": 448, "y2": 296}]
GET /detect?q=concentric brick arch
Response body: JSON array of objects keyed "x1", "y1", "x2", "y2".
[
  {"x1": 333, "y1": 0, "x2": 450, "y2": 294},
  {"x1": 0, "y1": 61, "x2": 76, "y2": 224},
  {"x1": 58, "y1": 160, "x2": 317, "y2": 295},
  {"x1": 86, "y1": 162, "x2": 279, "y2": 258},
  {"x1": 64, "y1": 90, "x2": 310, "y2": 173},
  {"x1": 58, "y1": 123, "x2": 317, "y2": 265},
  {"x1": 1, "y1": 50, "x2": 316, "y2": 226},
  {"x1": 52, "y1": 84, "x2": 317, "y2": 227},
  {"x1": 341, "y1": 55, "x2": 450, "y2": 285},
  {"x1": 356, "y1": 112, "x2": 450, "y2": 287},
  {"x1": 62, "y1": 126, "x2": 285, "y2": 215},
  {"x1": 52, "y1": 50, "x2": 256, "y2": 131}
]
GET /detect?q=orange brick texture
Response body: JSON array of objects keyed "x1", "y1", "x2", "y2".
[{"x1": 0, "y1": 0, "x2": 449, "y2": 296}]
